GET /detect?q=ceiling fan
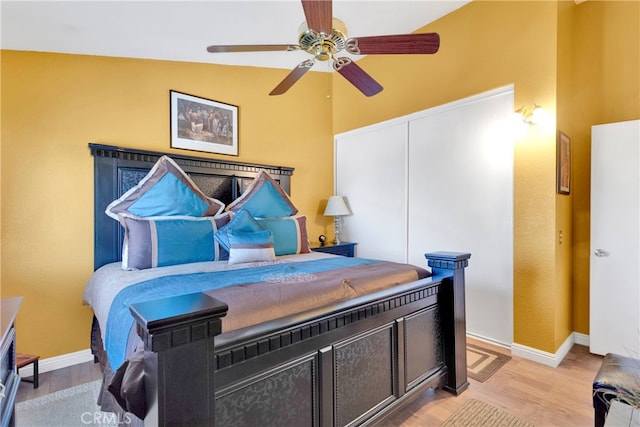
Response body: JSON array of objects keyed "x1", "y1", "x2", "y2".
[{"x1": 206, "y1": 0, "x2": 440, "y2": 97}]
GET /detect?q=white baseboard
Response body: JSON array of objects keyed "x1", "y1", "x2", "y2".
[
  {"x1": 512, "y1": 332, "x2": 590, "y2": 368},
  {"x1": 574, "y1": 332, "x2": 590, "y2": 347},
  {"x1": 466, "y1": 331, "x2": 511, "y2": 350},
  {"x1": 468, "y1": 331, "x2": 591, "y2": 368},
  {"x1": 18, "y1": 348, "x2": 94, "y2": 378},
  {"x1": 512, "y1": 336, "x2": 571, "y2": 368}
]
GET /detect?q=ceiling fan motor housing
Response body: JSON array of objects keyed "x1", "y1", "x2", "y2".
[{"x1": 298, "y1": 28, "x2": 347, "y2": 60}]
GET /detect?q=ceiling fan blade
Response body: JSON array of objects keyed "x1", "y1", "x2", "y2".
[
  {"x1": 301, "y1": 0, "x2": 332, "y2": 34},
  {"x1": 207, "y1": 44, "x2": 299, "y2": 53},
  {"x1": 333, "y1": 58, "x2": 383, "y2": 97},
  {"x1": 346, "y1": 33, "x2": 440, "y2": 55},
  {"x1": 269, "y1": 59, "x2": 315, "y2": 96}
]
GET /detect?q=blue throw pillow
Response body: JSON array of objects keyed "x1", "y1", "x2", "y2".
[
  {"x1": 226, "y1": 171, "x2": 297, "y2": 218},
  {"x1": 106, "y1": 155, "x2": 225, "y2": 220},
  {"x1": 215, "y1": 209, "x2": 264, "y2": 252}
]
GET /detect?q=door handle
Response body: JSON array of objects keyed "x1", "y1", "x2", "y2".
[{"x1": 594, "y1": 249, "x2": 609, "y2": 257}]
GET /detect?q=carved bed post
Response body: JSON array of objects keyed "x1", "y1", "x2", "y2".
[
  {"x1": 425, "y1": 251, "x2": 471, "y2": 395},
  {"x1": 130, "y1": 292, "x2": 228, "y2": 426}
]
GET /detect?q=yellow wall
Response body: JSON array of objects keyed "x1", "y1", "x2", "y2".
[
  {"x1": 570, "y1": 0, "x2": 640, "y2": 335},
  {"x1": 1, "y1": 0, "x2": 638, "y2": 360},
  {"x1": 555, "y1": 0, "x2": 575, "y2": 351},
  {"x1": 0, "y1": 52, "x2": 334, "y2": 358}
]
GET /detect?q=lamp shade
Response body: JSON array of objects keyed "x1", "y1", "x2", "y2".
[{"x1": 324, "y1": 196, "x2": 351, "y2": 216}]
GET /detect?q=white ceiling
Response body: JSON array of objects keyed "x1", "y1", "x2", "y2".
[{"x1": 1, "y1": 0, "x2": 469, "y2": 71}]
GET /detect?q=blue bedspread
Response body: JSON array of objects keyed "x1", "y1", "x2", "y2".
[{"x1": 106, "y1": 257, "x2": 379, "y2": 369}]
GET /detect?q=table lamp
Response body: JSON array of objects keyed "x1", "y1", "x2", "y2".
[{"x1": 324, "y1": 195, "x2": 351, "y2": 244}]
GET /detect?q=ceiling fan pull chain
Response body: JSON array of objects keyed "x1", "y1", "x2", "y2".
[{"x1": 345, "y1": 39, "x2": 361, "y2": 55}]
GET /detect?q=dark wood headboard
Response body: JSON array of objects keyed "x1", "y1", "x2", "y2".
[{"x1": 89, "y1": 143, "x2": 294, "y2": 270}]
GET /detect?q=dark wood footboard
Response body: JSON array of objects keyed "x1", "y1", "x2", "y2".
[{"x1": 130, "y1": 251, "x2": 470, "y2": 426}]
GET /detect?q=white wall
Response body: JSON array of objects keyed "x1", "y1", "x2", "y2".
[{"x1": 335, "y1": 85, "x2": 515, "y2": 345}]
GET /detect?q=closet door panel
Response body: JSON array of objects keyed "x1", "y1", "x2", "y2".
[
  {"x1": 335, "y1": 123, "x2": 407, "y2": 262},
  {"x1": 407, "y1": 91, "x2": 514, "y2": 344}
]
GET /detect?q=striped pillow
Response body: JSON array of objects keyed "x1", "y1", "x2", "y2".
[
  {"x1": 256, "y1": 216, "x2": 310, "y2": 256},
  {"x1": 227, "y1": 230, "x2": 276, "y2": 265},
  {"x1": 120, "y1": 214, "x2": 227, "y2": 270}
]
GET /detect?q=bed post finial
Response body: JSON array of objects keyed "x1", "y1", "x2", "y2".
[{"x1": 425, "y1": 251, "x2": 471, "y2": 395}]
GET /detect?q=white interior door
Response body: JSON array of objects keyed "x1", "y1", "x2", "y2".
[{"x1": 590, "y1": 120, "x2": 640, "y2": 356}]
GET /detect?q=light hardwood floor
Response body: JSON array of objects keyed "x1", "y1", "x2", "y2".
[
  {"x1": 16, "y1": 338, "x2": 604, "y2": 426},
  {"x1": 16, "y1": 356, "x2": 103, "y2": 402},
  {"x1": 381, "y1": 338, "x2": 604, "y2": 426}
]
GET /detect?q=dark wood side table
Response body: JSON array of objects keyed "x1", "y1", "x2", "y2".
[
  {"x1": 16, "y1": 353, "x2": 39, "y2": 389},
  {"x1": 1, "y1": 297, "x2": 22, "y2": 427},
  {"x1": 310, "y1": 242, "x2": 357, "y2": 257}
]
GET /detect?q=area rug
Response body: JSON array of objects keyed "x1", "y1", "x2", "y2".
[
  {"x1": 15, "y1": 380, "x2": 118, "y2": 426},
  {"x1": 442, "y1": 399, "x2": 535, "y2": 427},
  {"x1": 467, "y1": 343, "x2": 511, "y2": 382}
]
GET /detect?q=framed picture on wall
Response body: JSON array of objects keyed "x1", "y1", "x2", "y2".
[
  {"x1": 170, "y1": 90, "x2": 238, "y2": 156},
  {"x1": 557, "y1": 131, "x2": 571, "y2": 195}
]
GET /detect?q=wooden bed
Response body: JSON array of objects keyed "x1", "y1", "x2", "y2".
[{"x1": 89, "y1": 143, "x2": 470, "y2": 426}]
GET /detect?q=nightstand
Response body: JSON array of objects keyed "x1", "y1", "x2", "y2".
[{"x1": 311, "y1": 242, "x2": 357, "y2": 257}]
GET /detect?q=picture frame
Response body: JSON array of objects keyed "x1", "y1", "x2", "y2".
[
  {"x1": 557, "y1": 131, "x2": 571, "y2": 195},
  {"x1": 170, "y1": 90, "x2": 238, "y2": 156}
]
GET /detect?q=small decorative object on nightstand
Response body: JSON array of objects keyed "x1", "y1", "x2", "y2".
[
  {"x1": 311, "y1": 241, "x2": 357, "y2": 257},
  {"x1": 323, "y1": 195, "x2": 352, "y2": 244}
]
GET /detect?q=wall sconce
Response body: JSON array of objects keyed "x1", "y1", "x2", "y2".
[
  {"x1": 323, "y1": 195, "x2": 351, "y2": 244},
  {"x1": 515, "y1": 104, "x2": 546, "y2": 125}
]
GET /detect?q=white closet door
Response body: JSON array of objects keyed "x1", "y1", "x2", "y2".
[
  {"x1": 590, "y1": 120, "x2": 640, "y2": 356},
  {"x1": 335, "y1": 86, "x2": 514, "y2": 345},
  {"x1": 335, "y1": 122, "x2": 408, "y2": 262},
  {"x1": 407, "y1": 90, "x2": 514, "y2": 344}
]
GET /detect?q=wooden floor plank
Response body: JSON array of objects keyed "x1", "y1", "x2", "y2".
[{"x1": 381, "y1": 339, "x2": 603, "y2": 426}]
